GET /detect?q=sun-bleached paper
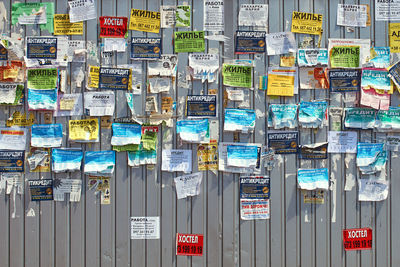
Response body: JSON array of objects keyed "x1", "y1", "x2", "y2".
[
  {"x1": 174, "y1": 172, "x2": 202, "y2": 199},
  {"x1": 358, "y1": 179, "x2": 389, "y2": 201},
  {"x1": 53, "y1": 178, "x2": 82, "y2": 202},
  {"x1": 337, "y1": 4, "x2": 367, "y2": 27},
  {"x1": 161, "y1": 149, "x2": 192, "y2": 173}
]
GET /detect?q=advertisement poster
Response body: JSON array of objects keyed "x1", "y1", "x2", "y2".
[
  {"x1": 291, "y1": 11, "x2": 323, "y2": 35},
  {"x1": 224, "y1": 108, "x2": 256, "y2": 133},
  {"x1": 68, "y1": 0, "x2": 96, "y2": 23},
  {"x1": 160, "y1": 6, "x2": 176, "y2": 28},
  {"x1": 12, "y1": 2, "x2": 55, "y2": 32},
  {"x1": 358, "y1": 179, "x2": 389, "y2": 201},
  {"x1": 100, "y1": 16, "x2": 128, "y2": 38},
  {"x1": 84, "y1": 150, "x2": 115, "y2": 175},
  {"x1": 218, "y1": 142, "x2": 262, "y2": 174},
  {"x1": 297, "y1": 168, "x2": 329, "y2": 191},
  {"x1": 267, "y1": 74, "x2": 295, "y2": 96},
  {"x1": 267, "y1": 131, "x2": 298, "y2": 154},
  {"x1": 131, "y1": 217, "x2": 160, "y2": 239},
  {"x1": 176, "y1": 5, "x2": 191, "y2": 27},
  {"x1": 227, "y1": 144, "x2": 258, "y2": 168},
  {"x1": 238, "y1": 4, "x2": 268, "y2": 27},
  {"x1": 129, "y1": 9, "x2": 161, "y2": 33},
  {"x1": 240, "y1": 176, "x2": 270, "y2": 199},
  {"x1": 99, "y1": 67, "x2": 130, "y2": 90},
  {"x1": 26, "y1": 37, "x2": 57, "y2": 59},
  {"x1": 29, "y1": 179, "x2": 53, "y2": 201},
  {"x1": 53, "y1": 14, "x2": 83, "y2": 35},
  {"x1": 27, "y1": 68, "x2": 58, "y2": 89},
  {"x1": 375, "y1": 108, "x2": 400, "y2": 131},
  {"x1": 186, "y1": 95, "x2": 217, "y2": 117},
  {"x1": 69, "y1": 118, "x2": 99, "y2": 142},
  {"x1": 0, "y1": 128, "x2": 27, "y2": 151},
  {"x1": 328, "y1": 38, "x2": 370, "y2": 66},
  {"x1": 130, "y1": 37, "x2": 161, "y2": 60},
  {"x1": 299, "y1": 142, "x2": 328, "y2": 159},
  {"x1": 53, "y1": 178, "x2": 82, "y2": 202},
  {"x1": 369, "y1": 47, "x2": 390, "y2": 68},
  {"x1": 266, "y1": 32, "x2": 297, "y2": 56},
  {"x1": 297, "y1": 48, "x2": 328, "y2": 66},
  {"x1": 240, "y1": 199, "x2": 270, "y2": 220},
  {"x1": 111, "y1": 123, "x2": 142, "y2": 146},
  {"x1": 222, "y1": 64, "x2": 252, "y2": 87},
  {"x1": 52, "y1": 148, "x2": 83, "y2": 173},
  {"x1": 328, "y1": 131, "x2": 358, "y2": 153},
  {"x1": 189, "y1": 54, "x2": 219, "y2": 82},
  {"x1": 84, "y1": 91, "x2": 115, "y2": 116},
  {"x1": 268, "y1": 104, "x2": 298, "y2": 129},
  {"x1": 299, "y1": 67, "x2": 328, "y2": 89},
  {"x1": 174, "y1": 31, "x2": 205, "y2": 53},
  {"x1": 329, "y1": 69, "x2": 361, "y2": 92},
  {"x1": 0, "y1": 84, "x2": 24, "y2": 105},
  {"x1": 31, "y1": 124, "x2": 63, "y2": 148},
  {"x1": 343, "y1": 228, "x2": 372, "y2": 251},
  {"x1": 204, "y1": 1, "x2": 224, "y2": 32},
  {"x1": 356, "y1": 143, "x2": 386, "y2": 174},
  {"x1": 361, "y1": 68, "x2": 392, "y2": 91},
  {"x1": 161, "y1": 149, "x2": 192, "y2": 173},
  {"x1": 330, "y1": 46, "x2": 360, "y2": 68},
  {"x1": 27, "y1": 148, "x2": 50, "y2": 172},
  {"x1": 54, "y1": 93, "x2": 83, "y2": 117},
  {"x1": 0, "y1": 151, "x2": 24, "y2": 172},
  {"x1": 344, "y1": 108, "x2": 376, "y2": 129},
  {"x1": 27, "y1": 88, "x2": 58, "y2": 111},
  {"x1": 197, "y1": 143, "x2": 218, "y2": 171},
  {"x1": 337, "y1": 4, "x2": 367, "y2": 27},
  {"x1": 174, "y1": 172, "x2": 203, "y2": 199},
  {"x1": 375, "y1": 0, "x2": 400, "y2": 20},
  {"x1": 303, "y1": 190, "x2": 324, "y2": 204},
  {"x1": 235, "y1": 31, "x2": 266, "y2": 54},
  {"x1": 298, "y1": 101, "x2": 328, "y2": 128},
  {"x1": 88, "y1": 176, "x2": 110, "y2": 204},
  {"x1": 176, "y1": 233, "x2": 203, "y2": 256},
  {"x1": 177, "y1": 119, "x2": 209, "y2": 143}
]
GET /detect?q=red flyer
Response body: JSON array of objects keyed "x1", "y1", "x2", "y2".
[
  {"x1": 99, "y1": 16, "x2": 128, "y2": 38},
  {"x1": 176, "y1": 233, "x2": 203, "y2": 256},
  {"x1": 342, "y1": 228, "x2": 372, "y2": 251}
]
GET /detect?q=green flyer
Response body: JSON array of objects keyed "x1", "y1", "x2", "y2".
[
  {"x1": 174, "y1": 31, "x2": 205, "y2": 53},
  {"x1": 27, "y1": 68, "x2": 58, "y2": 89},
  {"x1": 176, "y1": 5, "x2": 191, "y2": 27},
  {"x1": 330, "y1": 46, "x2": 360, "y2": 68},
  {"x1": 141, "y1": 131, "x2": 157, "y2": 151},
  {"x1": 222, "y1": 64, "x2": 253, "y2": 88},
  {"x1": 12, "y1": 2, "x2": 55, "y2": 33}
]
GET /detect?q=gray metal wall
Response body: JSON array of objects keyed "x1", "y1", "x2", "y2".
[{"x1": 0, "y1": 0, "x2": 397, "y2": 266}]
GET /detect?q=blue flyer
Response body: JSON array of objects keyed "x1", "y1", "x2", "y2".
[
  {"x1": 375, "y1": 107, "x2": 400, "y2": 131},
  {"x1": 0, "y1": 150, "x2": 24, "y2": 172},
  {"x1": 357, "y1": 143, "x2": 387, "y2": 174},
  {"x1": 268, "y1": 104, "x2": 298, "y2": 129},
  {"x1": 31, "y1": 124, "x2": 63, "y2": 148},
  {"x1": 99, "y1": 67, "x2": 130, "y2": 90},
  {"x1": 361, "y1": 68, "x2": 391, "y2": 91},
  {"x1": 26, "y1": 37, "x2": 57, "y2": 59},
  {"x1": 369, "y1": 47, "x2": 390, "y2": 68},
  {"x1": 267, "y1": 131, "x2": 298, "y2": 154},
  {"x1": 329, "y1": 69, "x2": 361, "y2": 92},
  {"x1": 297, "y1": 48, "x2": 328, "y2": 66},
  {"x1": 28, "y1": 88, "x2": 58, "y2": 110},
  {"x1": 227, "y1": 144, "x2": 259, "y2": 168},
  {"x1": 84, "y1": 150, "x2": 116, "y2": 175},
  {"x1": 131, "y1": 37, "x2": 162, "y2": 60},
  {"x1": 239, "y1": 176, "x2": 270, "y2": 199},
  {"x1": 111, "y1": 123, "x2": 142, "y2": 146},
  {"x1": 128, "y1": 148, "x2": 157, "y2": 167},
  {"x1": 224, "y1": 108, "x2": 256, "y2": 133},
  {"x1": 52, "y1": 148, "x2": 83, "y2": 173},
  {"x1": 28, "y1": 179, "x2": 53, "y2": 201},
  {"x1": 186, "y1": 95, "x2": 217, "y2": 117},
  {"x1": 298, "y1": 101, "x2": 327, "y2": 128},
  {"x1": 235, "y1": 31, "x2": 266, "y2": 54},
  {"x1": 344, "y1": 107, "x2": 376, "y2": 129},
  {"x1": 177, "y1": 119, "x2": 209, "y2": 143},
  {"x1": 297, "y1": 168, "x2": 329, "y2": 190}
]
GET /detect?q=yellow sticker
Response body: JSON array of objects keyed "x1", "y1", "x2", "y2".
[
  {"x1": 267, "y1": 74, "x2": 295, "y2": 96},
  {"x1": 88, "y1": 65, "x2": 100, "y2": 88},
  {"x1": 197, "y1": 143, "x2": 218, "y2": 171},
  {"x1": 54, "y1": 14, "x2": 83, "y2": 35},
  {"x1": 128, "y1": 9, "x2": 160, "y2": 33},
  {"x1": 59, "y1": 98, "x2": 75, "y2": 110},
  {"x1": 6, "y1": 111, "x2": 35, "y2": 127},
  {"x1": 390, "y1": 23, "x2": 400, "y2": 53},
  {"x1": 69, "y1": 118, "x2": 99, "y2": 142},
  {"x1": 280, "y1": 54, "x2": 296, "y2": 67},
  {"x1": 3, "y1": 68, "x2": 19, "y2": 79},
  {"x1": 291, "y1": 11, "x2": 323, "y2": 35}
]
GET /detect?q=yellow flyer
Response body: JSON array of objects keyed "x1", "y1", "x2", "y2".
[
  {"x1": 88, "y1": 66, "x2": 99, "y2": 88},
  {"x1": 54, "y1": 14, "x2": 83, "y2": 35},
  {"x1": 390, "y1": 23, "x2": 400, "y2": 53},
  {"x1": 128, "y1": 9, "x2": 160, "y2": 33},
  {"x1": 197, "y1": 143, "x2": 218, "y2": 171},
  {"x1": 291, "y1": 11, "x2": 323, "y2": 35},
  {"x1": 69, "y1": 118, "x2": 99, "y2": 142},
  {"x1": 267, "y1": 74, "x2": 295, "y2": 96}
]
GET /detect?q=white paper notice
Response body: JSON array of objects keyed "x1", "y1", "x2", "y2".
[
  {"x1": 0, "y1": 128, "x2": 27, "y2": 150},
  {"x1": 131, "y1": 217, "x2": 160, "y2": 239},
  {"x1": 161, "y1": 149, "x2": 192, "y2": 173},
  {"x1": 337, "y1": 4, "x2": 367, "y2": 27},
  {"x1": 53, "y1": 178, "x2": 82, "y2": 202},
  {"x1": 18, "y1": 6, "x2": 47, "y2": 24},
  {"x1": 238, "y1": 4, "x2": 268, "y2": 27},
  {"x1": 328, "y1": 131, "x2": 357, "y2": 153},
  {"x1": 103, "y1": 38, "x2": 126, "y2": 52},
  {"x1": 67, "y1": 40, "x2": 86, "y2": 62},
  {"x1": 160, "y1": 6, "x2": 176, "y2": 28},
  {"x1": 375, "y1": 0, "x2": 400, "y2": 21},
  {"x1": 84, "y1": 91, "x2": 115, "y2": 116},
  {"x1": 204, "y1": 1, "x2": 224, "y2": 32},
  {"x1": 266, "y1": 32, "x2": 297, "y2": 56},
  {"x1": 358, "y1": 179, "x2": 389, "y2": 201},
  {"x1": 68, "y1": 0, "x2": 97, "y2": 23},
  {"x1": 174, "y1": 172, "x2": 202, "y2": 199},
  {"x1": 0, "y1": 84, "x2": 18, "y2": 104},
  {"x1": 54, "y1": 93, "x2": 83, "y2": 117}
]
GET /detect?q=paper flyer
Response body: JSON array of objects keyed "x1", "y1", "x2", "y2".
[
  {"x1": 131, "y1": 217, "x2": 160, "y2": 239},
  {"x1": 177, "y1": 119, "x2": 209, "y2": 143},
  {"x1": 28, "y1": 89, "x2": 58, "y2": 111},
  {"x1": 54, "y1": 93, "x2": 83, "y2": 117},
  {"x1": 266, "y1": 32, "x2": 296, "y2": 56},
  {"x1": 69, "y1": 118, "x2": 99, "y2": 142},
  {"x1": 160, "y1": 6, "x2": 176, "y2": 28},
  {"x1": 299, "y1": 67, "x2": 328, "y2": 89},
  {"x1": 174, "y1": 31, "x2": 205, "y2": 53},
  {"x1": 27, "y1": 68, "x2": 58, "y2": 89},
  {"x1": 176, "y1": 5, "x2": 191, "y2": 27},
  {"x1": 218, "y1": 142, "x2": 262, "y2": 174},
  {"x1": 53, "y1": 14, "x2": 83, "y2": 35},
  {"x1": 29, "y1": 179, "x2": 53, "y2": 201},
  {"x1": 297, "y1": 48, "x2": 328, "y2": 66},
  {"x1": 238, "y1": 4, "x2": 268, "y2": 27},
  {"x1": 291, "y1": 11, "x2": 323, "y2": 35},
  {"x1": 267, "y1": 131, "x2": 298, "y2": 154},
  {"x1": 298, "y1": 101, "x2": 328, "y2": 128},
  {"x1": 161, "y1": 149, "x2": 192, "y2": 173},
  {"x1": 204, "y1": 1, "x2": 224, "y2": 32},
  {"x1": 31, "y1": 124, "x2": 63, "y2": 148},
  {"x1": 235, "y1": 31, "x2": 266, "y2": 54},
  {"x1": 222, "y1": 64, "x2": 252, "y2": 88},
  {"x1": 186, "y1": 95, "x2": 217, "y2": 117},
  {"x1": 129, "y1": 9, "x2": 160, "y2": 33},
  {"x1": 268, "y1": 104, "x2": 298, "y2": 129},
  {"x1": 337, "y1": 4, "x2": 367, "y2": 27},
  {"x1": 329, "y1": 69, "x2": 361, "y2": 92},
  {"x1": 26, "y1": 37, "x2": 57, "y2": 59},
  {"x1": 297, "y1": 168, "x2": 329, "y2": 190},
  {"x1": 240, "y1": 199, "x2": 270, "y2": 220},
  {"x1": 375, "y1": 0, "x2": 400, "y2": 21},
  {"x1": 327, "y1": 131, "x2": 357, "y2": 153},
  {"x1": 100, "y1": 16, "x2": 128, "y2": 38},
  {"x1": 0, "y1": 84, "x2": 24, "y2": 105},
  {"x1": 197, "y1": 143, "x2": 218, "y2": 171},
  {"x1": 344, "y1": 108, "x2": 376, "y2": 129},
  {"x1": 299, "y1": 142, "x2": 328, "y2": 160},
  {"x1": 52, "y1": 148, "x2": 83, "y2": 173},
  {"x1": 358, "y1": 179, "x2": 389, "y2": 201},
  {"x1": 12, "y1": 2, "x2": 55, "y2": 33},
  {"x1": 224, "y1": 109, "x2": 256, "y2": 133},
  {"x1": 84, "y1": 150, "x2": 115, "y2": 176},
  {"x1": 68, "y1": 0, "x2": 96, "y2": 23},
  {"x1": 0, "y1": 151, "x2": 24, "y2": 172},
  {"x1": 111, "y1": 123, "x2": 142, "y2": 146},
  {"x1": 0, "y1": 128, "x2": 27, "y2": 150},
  {"x1": 53, "y1": 178, "x2": 82, "y2": 202},
  {"x1": 227, "y1": 144, "x2": 259, "y2": 168},
  {"x1": 130, "y1": 38, "x2": 161, "y2": 60},
  {"x1": 99, "y1": 67, "x2": 131, "y2": 90},
  {"x1": 174, "y1": 172, "x2": 203, "y2": 199},
  {"x1": 375, "y1": 108, "x2": 400, "y2": 132},
  {"x1": 84, "y1": 91, "x2": 115, "y2": 116}
]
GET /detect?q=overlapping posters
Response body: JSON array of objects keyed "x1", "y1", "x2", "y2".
[
  {"x1": 299, "y1": 142, "x2": 328, "y2": 159},
  {"x1": 27, "y1": 148, "x2": 50, "y2": 172},
  {"x1": 53, "y1": 178, "x2": 82, "y2": 202},
  {"x1": 298, "y1": 101, "x2": 328, "y2": 128},
  {"x1": 84, "y1": 91, "x2": 115, "y2": 116},
  {"x1": 174, "y1": 172, "x2": 202, "y2": 199},
  {"x1": 174, "y1": 31, "x2": 205, "y2": 53},
  {"x1": 268, "y1": 104, "x2": 298, "y2": 129},
  {"x1": 160, "y1": 6, "x2": 176, "y2": 28},
  {"x1": 54, "y1": 14, "x2": 83, "y2": 35},
  {"x1": 130, "y1": 38, "x2": 161, "y2": 60},
  {"x1": 88, "y1": 176, "x2": 110, "y2": 204},
  {"x1": 161, "y1": 149, "x2": 192, "y2": 173},
  {"x1": 69, "y1": 118, "x2": 99, "y2": 142},
  {"x1": 235, "y1": 31, "x2": 266, "y2": 54},
  {"x1": 227, "y1": 144, "x2": 258, "y2": 168},
  {"x1": 238, "y1": 4, "x2": 268, "y2": 27},
  {"x1": 337, "y1": 4, "x2": 367, "y2": 27},
  {"x1": 328, "y1": 38, "x2": 371, "y2": 67},
  {"x1": 99, "y1": 67, "x2": 130, "y2": 90},
  {"x1": 361, "y1": 68, "x2": 392, "y2": 91},
  {"x1": 31, "y1": 124, "x2": 62, "y2": 148},
  {"x1": 222, "y1": 64, "x2": 252, "y2": 87},
  {"x1": 68, "y1": 0, "x2": 96, "y2": 23},
  {"x1": 344, "y1": 108, "x2": 376, "y2": 129},
  {"x1": 390, "y1": 23, "x2": 400, "y2": 52},
  {"x1": 375, "y1": 108, "x2": 400, "y2": 131},
  {"x1": 111, "y1": 123, "x2": 142, "y2": 146},
  {"x1": 27, "y1": 68, "x2": 58, "y2": 89},
  {"x1": 6, "y1": 112, "x2": 35, "y2": 127},
  {"x1": 197, "y1": 143, "x2": 218, "y2": 171},
  {"x1": 297, "y1": 168, "x2": 329, "y2": 190},
  {"x1": 176, "y1": 5, "x2": 191, "y2": 27},
  {"x1": 26, "y1": 37, "x2": 57, "y2": 59},
  {"x1": 299, "y1": 67, "x2": 328, "y2": 89},
  {"x1": 356, "y1": 143, "x2": 387, "y2": 174},
  {"x1": 28, "y1": 88, "x2": 57, "y2": 110},
  {"x1": 54, "y1": 93, "x2": 83, "y2": 117},
  {"x1": 129, "y1": 9, "x2": 160, "y2": 33},
  {"x1": 131, "y1": 217, "x2": 160, "y2": 239},
  {"x1": 266, "y1": 32, "x2": 296, "y2": 56},
  {"x1": 328, "y1": 131, "x2": 357, "y2": 153},
  {"x1": 297, "y1": 48, "x2": 328, "y2": 66},
  {"x1": 204, "y1": 1, "x2": 224, "y2": 32},
  {"x1": 52, "y1": 148, "x2": 83, "y2": 173},
  {"x1": 148, "y1": 54, "x2": 177, "y2": 77},
  {"x1": 291, "y1": 11, "x2": 323, "y2": 35},
  {"x1": 100, "y1": 16, "x2": 128, "y2": 38},
  {"x1": 29, "y1": 179, "x2": 53, "y2": 201},
  {"x1": 218, "y1": 142, "x2": 262, "y2": 174},
  {"x1": 375, "y1": 0, "x2": 400, "y2": 21},
  {"x1": 267, "y1": 131, "x2": 298, "y2": 154},
  {"x1": 12, "y1": 2, "x2": 55, "y2": 33},
  {"x1": 177, "y1": 119, "x2": 209, "y2": 143},
  {"x1": 186, "y1": 95, "x2": 217, "y2": 118},
  {"x1": 329, "y1": 69, "x2": 361, "y2": 92},
  {"x1": 188, "y1": 54, "x2": 219, "y2": 82},
  {"x1": 358, "y1": 179, "x2": 389, "y2": 201},
  {"x1": 84, "y1": 150, "x2": 115, "y2": 176},
  {"x1": 0, "y1": 84, "x2": 24, "y2": 105},
  {"x1": 0, "y1": 61, "x2": 26, "y2": 83},
  {"x1": 0, "y1": 151, "x2": 24, "y2": 172},
  {"x1": 0, "y1": 128, "x2": 27, "y2": 150},
  {"x1": 240, "y1": 176, "x2": 270, "y2": 220},
  {"x1": 330, "y1": 46, "x2": 360, "y2": 68},
  {"x1": 224, "y1": 109, "x2": 255, "y2": 133}
]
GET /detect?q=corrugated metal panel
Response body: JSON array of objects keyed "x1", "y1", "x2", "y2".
[{"x1": 0, "y1": 0, "x2": 398, "y2": 266}]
